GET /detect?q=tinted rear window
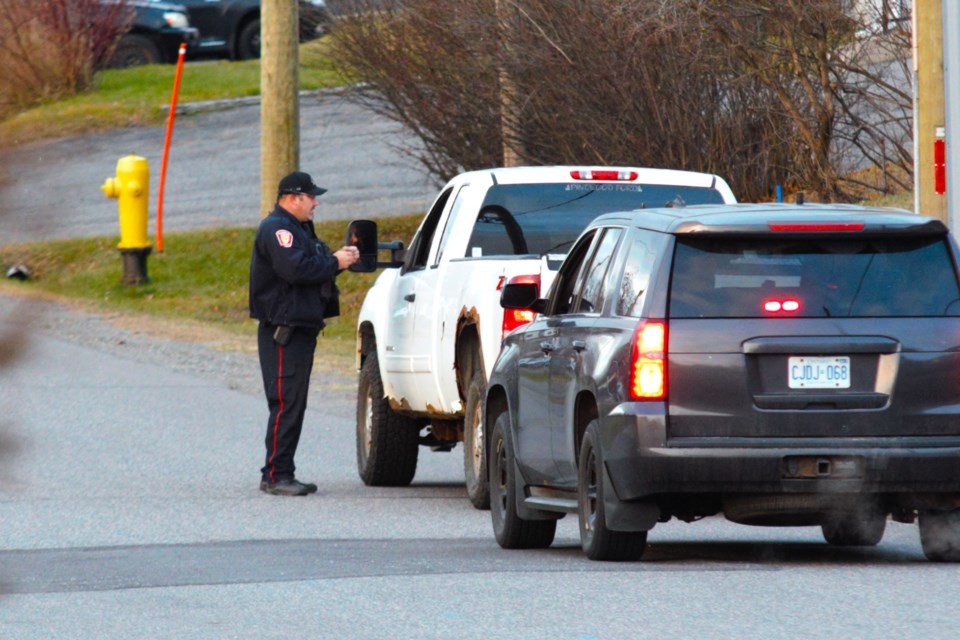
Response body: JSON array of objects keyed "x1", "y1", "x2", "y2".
[
  {"x1": 669, "y1": 236, "x2": 960, "y2": 318},
  {"x1": 466, "y1": 183, "x2": 724, "y2": 261}
]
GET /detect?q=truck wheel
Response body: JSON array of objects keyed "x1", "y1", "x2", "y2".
[
  {"x1": 578, "y1": 421, "x2": 647, "y2": 561},
  {"x1": 356, "y1": 352, "x2": 419, "y2": 486},
  {"x1": 237, "y1": 18, "x2": 261, "y2": 60},
  {"x1": 109, "y1": 34, "x2": 161, "y2": 68},
  {"x1": 919, "y1": 509, "x2": 960, "y2": 562},
  {"x1": 821, "y1": 507, "x2": 886, "y2": 546},
  {"x1": 490, "y1": 411, "x2": 556, "y2": 549},
  {"x1": 463, "y1": 375, "x2": 490, "y2": 510}
]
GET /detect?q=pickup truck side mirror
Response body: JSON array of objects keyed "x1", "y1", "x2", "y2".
[
  {"x1": 500, "y1": 282, "x2": 547, "y2": 314},
  {"x1": 347, "y1": 220, "x2": 406, "y2": 272}
]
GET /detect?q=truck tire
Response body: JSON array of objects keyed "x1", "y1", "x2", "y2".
[
  {"x1": 236, "y1": 18, "x2": 261, "y2": 60},
  {"x1": 356, "y1": 352, "x2": 419, "y2": 486},
  {"x1": 109, "y1": 34, "x2": 161, "y2": 68},
  {"x1": 490, "y1": 411, "x2": 556, "y2": 549},
  {"x1": 463, "y1": 375, "x2": 490, "y2": 510},
  {"x1": 578, "y1": 421, "x2": 647, "y2": 561}
]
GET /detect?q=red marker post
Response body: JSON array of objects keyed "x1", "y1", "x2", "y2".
[
  {"x1": 934, "y1": 138, "x2": 947, "y2": 196},
  {"x1": 156, "y1": 42, "x2": 187, "y2": 252}
]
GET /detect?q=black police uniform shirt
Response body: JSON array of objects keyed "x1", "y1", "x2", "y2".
[{"x1": 249, "y1": 204, "x2": 341, "y2": 329}]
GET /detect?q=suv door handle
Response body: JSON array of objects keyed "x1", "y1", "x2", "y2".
[
  {"x1": 572, "y1": 340, "x2": 586, "y2": 352},
  {"x1": 540, "y1": 341, "x2": 554, "y2": 354},
  {"x1": 404, "y1": 293, "x2": 416, "y2": 302}
]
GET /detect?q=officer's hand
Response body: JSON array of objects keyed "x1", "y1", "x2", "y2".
[{"x1": 334, "y1": 245, "x2": 360, "y2": 270}]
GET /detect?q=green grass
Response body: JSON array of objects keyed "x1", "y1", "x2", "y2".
[
  {"x1": 0, "y1": 214, "x2": 422, "y2": 358},
  {"x1": 0, "y1": 39, "x2": 345, "y2": 148}
]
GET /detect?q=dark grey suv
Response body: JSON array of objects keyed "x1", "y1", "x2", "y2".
[{"x1": 485, "y1": 203, "x2": 960, "y2": 561}]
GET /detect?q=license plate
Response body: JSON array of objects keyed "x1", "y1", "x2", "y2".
[{"x1": 788, "y1": 356, "x2": 851, "y2": 389}]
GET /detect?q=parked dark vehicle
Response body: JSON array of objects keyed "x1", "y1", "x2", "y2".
[
  {"x1": 107, "y1": 1, "x2": 199, "y2": 68},
  {"x1": 176, "y1": 0, "x2": 331, "y2": 60},
  {"x1": 486, "y1": 203, "x2": 960, "y2": 562}
]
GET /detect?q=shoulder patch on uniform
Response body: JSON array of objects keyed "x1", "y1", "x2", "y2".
[{"x1": 275, "y1": 229, "x2": 293, "y2": 248}]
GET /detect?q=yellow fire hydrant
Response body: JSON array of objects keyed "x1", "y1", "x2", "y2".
[{"x1": 102, "y1": 155, "x2": 152, "y2": 284}]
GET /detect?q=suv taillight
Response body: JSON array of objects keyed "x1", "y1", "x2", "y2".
[{"x1": 630, "y1": 321, "x2": 666, "y2": 400}]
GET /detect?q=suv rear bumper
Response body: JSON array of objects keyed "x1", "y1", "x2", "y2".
[{"x1": 602, "y1": 408, "x2": 960, "y2": 503}]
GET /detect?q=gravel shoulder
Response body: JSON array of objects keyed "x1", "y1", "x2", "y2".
[{"x1": 0, "y1": 286, "x2": 356, "y2": 402}]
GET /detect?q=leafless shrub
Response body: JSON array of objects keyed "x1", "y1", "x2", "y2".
[
  {"x1": 0, "y1": 0, "x2": 130, "y2": 119},
  {"x1": 326, "y1": 0, "x2": 911, "y2": 201},
  {"x1": 328, "y1": 0, "x2": 502, "y2": 180},
  {"x1": 684, "y1": 0, "x2": 912, "y2": 201},
  {"x1": 497, "y1": 0, "x2": 797, "y2": 200}
]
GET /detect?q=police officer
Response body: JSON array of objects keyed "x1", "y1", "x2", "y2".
[{"x1": 249, "y1": 171, "x2": 359, "y2": 496}]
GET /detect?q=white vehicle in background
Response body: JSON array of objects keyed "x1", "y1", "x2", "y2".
[{"x1": 354, "y1": 166, "x2": 737, "y2": 508}]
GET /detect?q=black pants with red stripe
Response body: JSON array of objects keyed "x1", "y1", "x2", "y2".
[{"x1": 258, "y1": 322, "x2": 320, "y2": 483}]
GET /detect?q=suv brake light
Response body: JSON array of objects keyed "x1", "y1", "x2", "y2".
[
  {"x1": 501, "y1": 274, "x2": 541, "y2": 340},
  {"x1": 570, "y1": 169, "x2": 639, "y2": 181},
  {"x1": 630, "y1": 321, "x2": 666, "y2": 400},
  {"x1": 768, "y1": 222, "x2": 864, "y2": 232}
]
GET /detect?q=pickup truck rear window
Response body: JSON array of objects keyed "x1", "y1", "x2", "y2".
[
  {"x1": 466, "y1": 183, "x2": 724, "y2": 261},
  {"x1": 669, "y1": 236, "x2": 960, "y2": 318}
]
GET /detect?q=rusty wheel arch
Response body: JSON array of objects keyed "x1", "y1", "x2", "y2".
[{"x1": 454, "y1": 307, "x2": 485, "y2": 401}]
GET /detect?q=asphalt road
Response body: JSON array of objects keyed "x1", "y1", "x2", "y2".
[
  {"x1": 0, "y1": 92, "x2": 435, "y2": 245},
  {"x1": 1, "y1": 295, "x2": 959, "y2": 639}
]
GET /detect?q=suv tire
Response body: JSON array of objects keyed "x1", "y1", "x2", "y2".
[
  {"x1": 356, "y1": 352, "x2": 419, "y2": 486},
  {"x1": 490, "y1": 411, "x2": 556, "y2": 549},
  {"x1": 237, "y1": 18, "x2": 261, "y2": 60},
  {"x1": 919, "y1": 509, "x2": 960, "y2": 562},
  {"x1": 463, "y1": 374, "x2": 490, "y2": 510},
  {"x1": 109, "y1": 34, "x2": 161, "y2": 68},
  {"x1": 578, "y1": 421, "x2": 647, "y2": 561}
]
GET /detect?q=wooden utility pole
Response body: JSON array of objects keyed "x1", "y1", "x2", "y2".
[
  {"x1": 260, "y1": 0, "x2": 300, "y2": 217},
  {"x1": 913, "y1": 0, "x2": 946, "y2": 221},
  {"x1": 495, "y1": 0, "x2": 523, "y2": 167}
]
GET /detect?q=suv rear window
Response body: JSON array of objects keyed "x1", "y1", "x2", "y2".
[
  {"x1": 466, "y1": 183, "x2": 724, "y2": 261},
  {"x1": 669, "y1": 236, "x2": 960, "y2": 318}
]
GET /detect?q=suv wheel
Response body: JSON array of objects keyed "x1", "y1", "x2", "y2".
[
  {"x1": 463, "y1": 374, "x2": 490, "y2": 510},
  {"x1": 109, "y1": 34, "x2": 161, "y2": 68},
  {"x1": 356, "y1": 352, "x2": 419, "y2": 486},
  {"x1": 490, "y1": 411, "x2": 556, "y2": 549},
  {"x1": 821, "y1": 507, "x2": 886, "y2": 546},
  {"x1": 237, "y1": 18, "x2": 261, "y2": 60},
  {"x1": 578, "y1": 421, "x2": 647, "y2": 561},
  {"x1": 919, "y1": 509, "x2": 960, "y2": 562}
]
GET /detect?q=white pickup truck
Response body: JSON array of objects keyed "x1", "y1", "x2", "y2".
[{"x1": 355, "y1": 166, "x2": 736, "y2": 508}]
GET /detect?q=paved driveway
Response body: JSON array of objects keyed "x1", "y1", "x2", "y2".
[{"x1": 0, "y1": 93, "x2": 434, "y2": 245}]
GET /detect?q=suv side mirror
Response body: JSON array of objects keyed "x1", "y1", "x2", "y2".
[{"x1": 501, "y1": 282, "x2": 546, "y2": 314}]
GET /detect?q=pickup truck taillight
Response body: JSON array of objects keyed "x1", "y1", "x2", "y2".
[
  {"x1": 499, "y1": 274, "x2": 541, "y2": 340},
  {"x1": 630, "y1": 321, "x2": 667, "y2": 400},
  {"x1": 503, "y1": 308, "x2": 535, "y2": 337}
]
